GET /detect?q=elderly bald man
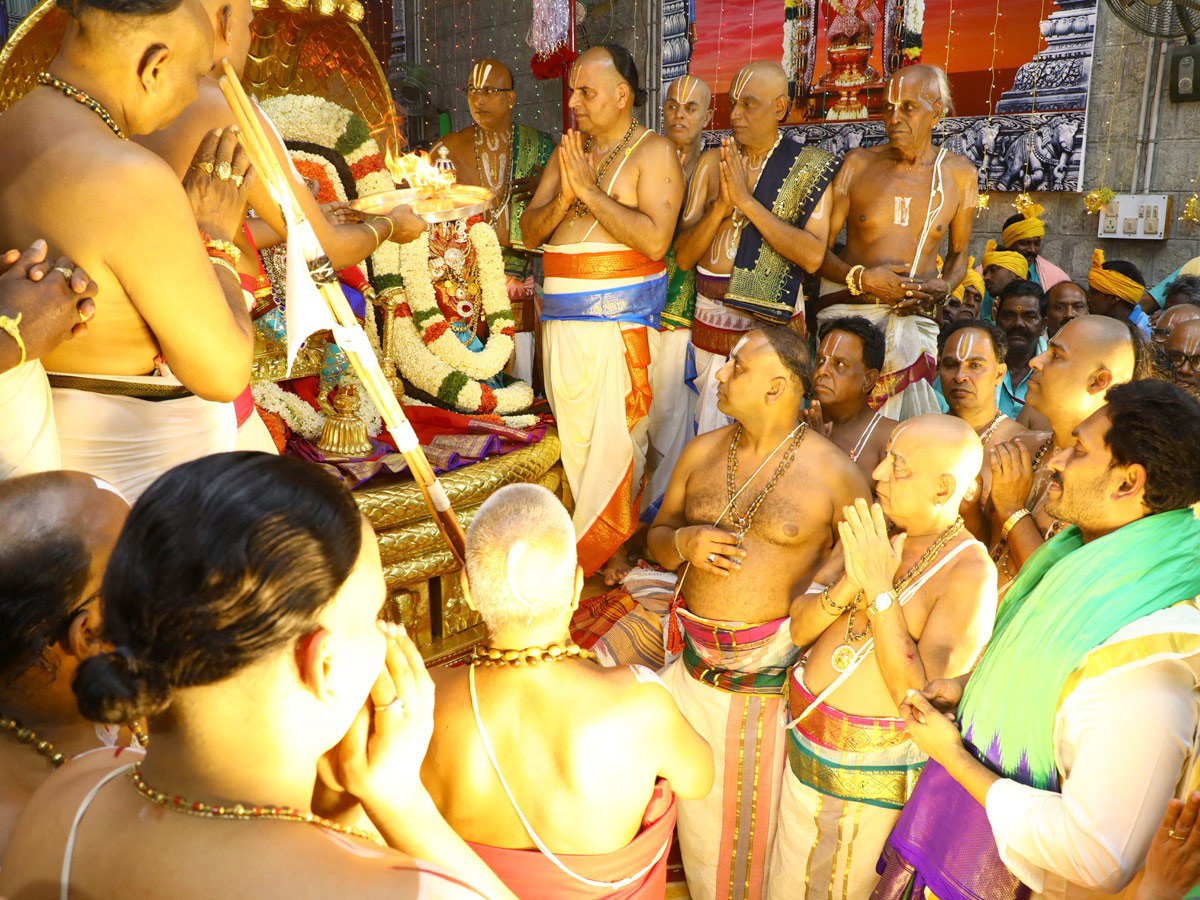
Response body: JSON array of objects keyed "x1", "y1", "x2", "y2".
[
  {"x1": 775, "y1": 415, "x2": 996, "y2": 900},
  {"x1": 422, "y1": 483, "x2": 713, "y2": 900},
  {"x1": 0, "y1": 471, "x2": 134, "y2": 857},
  {"x1": 818, "y1": 65, "x2": 979, "y2": 419},
  {"x1": 988, "y1": 315, "x2": 1140, "y2": 584},
  {"x1": 674, "y1": 60, "x2": 837, "y2": 435},
  {"x1": 1166, "y1": 318, "x2": 1200, "y2": 396},
  {"x1": 1152, "y1": 303, "x2": 1200, "y2": 347}
]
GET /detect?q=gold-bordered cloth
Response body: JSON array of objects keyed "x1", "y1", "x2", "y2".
[{"x1": 785, "y1": 665, "x2": 926, "y2": 810}]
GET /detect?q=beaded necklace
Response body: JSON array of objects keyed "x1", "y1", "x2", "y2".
[
  {"x1": 977, "y1": 411, "x2": 1006, "y2": 445},
  {"x1": 129, "y1": 762, "x2": 386, "y2": 846},
  {"x1": 37, "y1": 73, "x2": 127, "y2": 140},
  {"x1": 572, "y1": 119, "x2": 640, "y2": 219},
  {"x1": 830, "y1": 516, "x2": 966, "y2": 672},
  {"x1": 725, "y1": 422, "x2": 807, "y2": 548},
  {"x1": 470, "y1": 642, "x2": 598, "y2": 667},
  {"x1": 0, "y1": 714, "x2": 67, "y2": 768}
]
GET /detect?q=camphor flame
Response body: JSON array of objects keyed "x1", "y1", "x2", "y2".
[{"x1": 384, "y1": 146, "x2": 456, "y2": 193}]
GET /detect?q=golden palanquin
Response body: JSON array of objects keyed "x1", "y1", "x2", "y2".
[{"x1": 0, "y1": 0, "x2": 563, "y2": 661}]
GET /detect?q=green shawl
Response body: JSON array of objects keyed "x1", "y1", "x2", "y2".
[{"x1": 959, "y1": 507, "x2": 1200, "y2": 790}]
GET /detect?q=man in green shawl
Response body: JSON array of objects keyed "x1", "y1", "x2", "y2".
[{"x1": 873, "y1": 378, "x2": 1200, "y2": 900}]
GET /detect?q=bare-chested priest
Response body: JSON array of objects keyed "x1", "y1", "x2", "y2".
[
  {"x1": 431, "y1": 58, "x2": 554, "y2": 384},
  {"x1": 423, "y1": 484, "x2": 714, "y2": 899},
  {"x1": 819, "y1": 65, "x2": 977, "y2": 419},
  {"x1": 0, "y1": 0, "x2": 255, "y2": 500},
  {"x1": 521, "y1": 44, "x2": 684, "y2": 578},
  {"x1": 646, "y1": 326, "x2": 869, "y2": 900},
  {"x1": 773, "y1": 415, "x2": 996, "y2": 899},
  {"x1": 674, "y1": 61, "x2": 836, "y2": 435},
  {"x1": 803, "y1": 315, "x2": 896, "y2": 486}
]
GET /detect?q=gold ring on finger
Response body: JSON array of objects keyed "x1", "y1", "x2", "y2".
[
  {"x1": 52, "y1": 266, "x2": 74, "y2": 280},
  {"x1": 215, "y1": 161, "x2": 233, "y2": 181},
  {"x1": 196, "y1": 161, "x2": 214, "y2": 175},
  {"x1": 231, "y1": 173, "x2": 244, "y2": 188},
  {"x1": 707, "y1": 553, "x2": 717, "y2": 564},
  {"x1": 1169, "y1": 828, "x2": 1190, "y2": 840},
  {"x1": 905, "y1": 289, "x2": 914, "y2": 298},
  {"x1": 373, "y1": 696, "x2": 406, "y2": 714}
]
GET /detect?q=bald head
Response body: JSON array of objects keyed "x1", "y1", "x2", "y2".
[
  {"x1": 898, "y1": 415, "x2": 982, "y2": 492},
  {"x1": 1166, "y1": 319, "x2": 1200, "y2": 391},
  {"x1": 888, "y1": 64, "x2": 952, "y2": 112},
  {"x1": 667, "y1": 74, "x2": 713, "y2": 109},
  {"x1": 1060, "y1": 315, "x2": 1137, "y2": 383},
  {"x1": 875, "y1": 415, "x2": 982, "y2": 529},
  {"x1": 1160, "y1": 304, "x2": 1200, "y2": 335},
  {"x1": 464, "y1": 484, "x2": 578, "y2": 635},
  {"x1": 470, "y1": 57, "x2": 514, "y2": 90},
  {"x1": 0, "y1": 472, "x2": 130, "y2": 686},
  {"x1": 730, "y1": 61, "x2": 789, "y2": 103}
]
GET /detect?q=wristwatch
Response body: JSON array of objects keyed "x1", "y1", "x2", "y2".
[{"x1": 867, "y1": 590, "x2": 896, "y2": 618}]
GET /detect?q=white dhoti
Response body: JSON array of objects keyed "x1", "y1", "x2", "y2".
[
  {"x1": 662, "y1": 608, "x2": 800, "y2": 900},
  {"x1": 766, "y1": 665, "x2": 925, "y2": 900},
  {"x1": 645, "y1": 326, "x2": 696, "y2": 509},
  {"x1": 691, "y1": 274, "x2": 755, "y2": 436},
  {"x1": 52, "y1": 381, "x2": 237, "y2": 502},
  {"x1": 817, "y1": 293, "x2": 939, "y2": 421},
  {"x1": 541, "y1": 242, "x2": 666, "y2": 574},
  {"x1": 0, "y1": 360, "x2": 61, "y2": 479},
  {"x1": 511, "y1": 331, "x2": 535, "y2": 386}
]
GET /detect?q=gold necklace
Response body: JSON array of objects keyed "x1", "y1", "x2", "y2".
[
  {"x1": 829, "y1": 517, "x2": 965, "y2": 672},
  {"x1": 37, "y1": 73, "x2": 127, "y2": 140},
  {"x1": 129, "y1": 762, "x2": 386, "y2": 846},
  {"x1": 470, "y1": 642, "x2": 598, "y2": 667},
  {"x1": 572, "y1": 119, "x2": 639, "y2": 219},
  {"x1": 977, "y1": 411, "x2": 1005, "y2": 444},
  {"x1": 0, "y1": 714, "x2": 67, "y2": 768},
  {"x1": 725, "y1": 423, "x2": 807, "y2": 548}
]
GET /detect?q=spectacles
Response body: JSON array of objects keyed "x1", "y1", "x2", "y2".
[
  {"x1": 1167, "y1": 351, "x2": 1200, "y2": 370},
  {"x1": 1151, "y1": 327, "x2": 1172, "y2": 343},
  {"x1": 465, "y1": 87, "x2": 512, "y2": 97}
]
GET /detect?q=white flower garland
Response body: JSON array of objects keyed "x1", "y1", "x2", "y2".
[
  {"x1": 252, "y1": 381, "x2": 326, "y2": 440},
  {"x1": 398, "y1": 225, "x2": 515, "y2": 381},
  {"x1": 903, "y1": 0, "x2": 925, "y2": 39}
]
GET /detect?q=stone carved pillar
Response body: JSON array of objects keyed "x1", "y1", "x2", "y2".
[{"x1": 997, "y1": 0, "x2": 1099, "y2": 113}]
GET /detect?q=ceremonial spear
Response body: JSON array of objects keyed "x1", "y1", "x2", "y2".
[{"x1": 216, "y1": 60, "x2": 468, "y2": 566}]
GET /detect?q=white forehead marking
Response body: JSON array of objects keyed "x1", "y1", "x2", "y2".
[
  {"x1": 681, "y1": 75, "x2": 700, "y2": 104},
  {"x1": 731, "y1": 334, "x2": 750, "y2": 357},
  {"x1": 732, "y1": 68, "x2": 755, "y2": 99},
  {"x1": 823, "y1": 332, "x2": 851, "y2": 360},
  {"x1": 951, "y1": 330, "x2": 986, "y2": 363}
]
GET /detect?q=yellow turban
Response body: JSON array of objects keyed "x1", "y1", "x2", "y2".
[
  {"x1": 953, "y1": 256, "x2": 985, "y2": 301},
  {"x1": 1087, "y1": 248, "x2": 1144, "y2": 303},
  {"x1": 981, "y1": 240, "x2": 1029, "y2": 280},
  {"x1": 1001, "y1": 203, "x2": 1047, "y2": 247}
]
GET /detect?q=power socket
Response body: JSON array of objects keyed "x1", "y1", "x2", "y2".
[{"x1": 1102, "y1": 215, "x2": 1118, "y2": 234}]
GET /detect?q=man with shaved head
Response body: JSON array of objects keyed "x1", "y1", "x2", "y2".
[
  {"x1": 429, "y1": 58, "x2": 555, "y2": 383},
  {"x1": 881, "y1": 379, "x2": 1200, "y2": 900},
  {"x1": 776, "y1": 414, "x2": 995, "y2": 899},
  {"x1": 988, "y1": 315, "x2": 1139, "y2": 583},
  {"x1": 819, "y1": 65, "x2": 978, "y2": 419},
  {"x1": 1166, "y1": 318, "x2": 1200, "y2": 396},
  {"x1": 521, "y1": 44, "x2": 685, "y2": 581},
  {"x1": 0, "y1": 0, "x2": 259, "y2": 499},
  {"x1": 0, "y1": 471, "x2": 134, "y2": 856},
  {"x1": 1152, "y1": 303, "x2": 1200, "y2": 347},
  {"x1": 644, "y1": 326, "x2": 869, "y2": 900},
  {"x1": 674, "y1": 59, "x2": 836, "y2": 434},
  {"x1": 422, "y1": 483, "x2": 714, "y2": 898}
]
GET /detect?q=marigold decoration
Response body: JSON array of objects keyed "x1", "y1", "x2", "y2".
[
  {"x1": 1084, "y1": 187, "x2": 1115, "y2": 215},
  {"x1": 1182, "y1": 193, "x2": 1200, "y2": 225},
  {"x1": 394, "y1": 224, "x2": 534, "y2": 415}
]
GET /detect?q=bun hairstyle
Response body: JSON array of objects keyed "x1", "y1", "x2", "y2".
[
  {"x1": 597, "y1": 43, "x2": 648, "y2": 108},
  {"x1": 73, "y1": 453, "x2": 365, "y2": 724},
  {"x1": 56, "y1": 0, "x2": 186, "y2": 14}
]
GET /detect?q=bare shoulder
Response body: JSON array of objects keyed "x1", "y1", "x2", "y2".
[
  {"x1": 1011, "y1": 429, "x2": 1051, "y2": 453},
  {"x1": 993, "y1": 419, "x2": 1030, "y2": 444},
  {"x1": 679, "y1": 422, "x2": 736, "y2": 465},
  {"x1": 434, "y1": 127, "x2": 473, "y2": 161},
  {"x1": 935, "y1": 540, "x2": 996, "y2": 596},
  {"x1": 944, "y1": 150, "x2": 979, "y2": 177},
  {"x1": 806, "y1": 427, "x2": 870, "y2": 488},
  {"x1": 588, "y1": 664, "x2": 679, "y2": 721}
]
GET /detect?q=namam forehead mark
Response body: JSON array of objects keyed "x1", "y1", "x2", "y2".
[
  {"x1": 886, "y1": 70, "x2": 935, "y2": 107},
  {"x1": 470, "y1": 62, "x2": 493, "y2": 88},
  {"x1": 730, "y1": 334, "x2": 751, "y2": 361},
  {"x1": 1180, "y1": 327, "x2": 1200, "y2": 356},
  {"x1": 730, "y1": 67, "x2": 758, "y2": 101},
  {"x1": 885, "y1": 423, "x2": 911, "y2": 466},
  {"x1": 669, "y1": 75, "x2": 701, "y2": 105},
  {"x1": 820, "y1": 331, "x2": 854, "y2": 361},
  {"x1": 949, "y1": 329, "x2": 990, "y2": 363}
]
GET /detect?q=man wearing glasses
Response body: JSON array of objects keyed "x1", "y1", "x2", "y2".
[
  {"x1": 1166, "y1": 318, "x2": 1200, "y2": 396},
  {"x1": 432, "y1": 59, "x2": 554, "y2": 383},
  {"x1": 1151, "y1": 303, "x2": 1200, "y2": 347}
]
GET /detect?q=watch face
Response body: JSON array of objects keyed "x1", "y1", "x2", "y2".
[{"x1": 873, "y1": 591, "x2": 893, "y2": 611}]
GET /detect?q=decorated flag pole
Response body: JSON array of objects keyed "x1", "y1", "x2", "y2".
[{"x1": 217, "y1": 60, "x2": 468, "y2": 566}]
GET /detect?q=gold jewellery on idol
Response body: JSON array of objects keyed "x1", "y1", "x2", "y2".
[
  {"x1": 37, "y1": 73, "x2": 128, "y2": 140},
  {"x1": 572, "y1": 119, "x2": 640, "y2": 219},
  {"x1": 829, "y1": 517, "x2": 966, "y2": 673},
  {"x1": 725, "y1": 423, "x2": 808, "y2": 547},
  {"x1": 128, "y1": 762, "x2": 386, "y2": 846},
  {"x1": 470, "y1": 642, "x2": 599, "y2": 667}
]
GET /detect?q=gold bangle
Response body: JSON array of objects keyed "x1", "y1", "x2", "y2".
[
  {"x1": 369, "y1": 215, "x2": 394, "y2": 248},
  {"x1": 1000, "y1": 508, "x2": 1031, "y2": 542},
  {"x1": 209, "y1": 256, "x2": 238, "y2": 279},
  {"x1": 0, "y1": 312, "x2": 26, "y2": 366},
  {"x1": 672, "y1": 527, "x2": 686, "y2": 562},
  {"x1": 846, "y1": 264, "x2": 865, "y2": 297},
  {"x1": 204, "y1": 238, "x2": 241, "y2": 265},
  {"x1": 556, "y1": 192, "x2": 571, "y2": 213}
]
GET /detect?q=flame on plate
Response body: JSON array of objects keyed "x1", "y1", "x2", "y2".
[{"x1": 385, "y1": 147, "x2": 456, "y2": 192}]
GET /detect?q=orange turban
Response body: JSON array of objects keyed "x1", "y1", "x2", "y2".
[
  {"x1": 1087, "y1": 249, "x2": 1144, "y2": 303},
  {"x1": 953, "y1": 256, "x2": 985, "y2": 301},
  {"x1": 1001, "y1": 204, "x2": 1046, "y2": 247},
  {"x1": 981, "y1": 240, "x2": 1029, "y2": 280}
]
